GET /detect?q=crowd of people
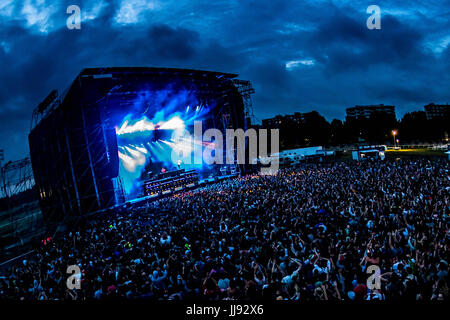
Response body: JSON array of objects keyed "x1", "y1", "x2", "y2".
[{"x1": 0, "y1": 159, "x2": 448, "y2": 301}]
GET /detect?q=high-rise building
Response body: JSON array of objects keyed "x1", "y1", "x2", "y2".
[
  {"x1": 262, "y1": 115, "x2": 284, "y2": 128},
  {"x1": 284, "y1": 112, "x2": 307, "y2": 125},
  {"x1": 345, "y1": 104, "x2": 396, "y2": 122},
  {"x1": 262, "y1": 111, "x2": 315, "y2": 128},
  {"x1": 424, "y1": 103, "x2": 449, "y2": 120}
]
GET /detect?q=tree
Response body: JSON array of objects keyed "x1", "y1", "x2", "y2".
[{"x1": 330, "y1": 119, "x2": 345, "y2": 145}]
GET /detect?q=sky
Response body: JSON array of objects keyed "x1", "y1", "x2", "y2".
[{"x1": 0, "y1": 0, "x2": 449, "y2": 162}]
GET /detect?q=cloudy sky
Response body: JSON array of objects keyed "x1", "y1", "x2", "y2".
[{"x1": 0, "y1": 0, "x2": 449, "y2": 161}]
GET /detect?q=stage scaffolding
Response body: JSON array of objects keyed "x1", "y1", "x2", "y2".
[
  {"x1": 0, "y1": 157, "x2": 43, "y2": 261},
  {"x1": 1, "y1": 157, "x2": 35, "y2": 199},
  {"x1": 232, "y1": 79, "x2": 256, "y2": 127}
]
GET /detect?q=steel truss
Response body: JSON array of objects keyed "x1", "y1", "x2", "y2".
[{"x1": 1, "y1": 157, "x2": 35, "y2": 199}]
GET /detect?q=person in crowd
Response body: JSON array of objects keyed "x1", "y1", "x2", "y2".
[{"x1": 0, "y1": 159, "x2": 448, "y2": 301}]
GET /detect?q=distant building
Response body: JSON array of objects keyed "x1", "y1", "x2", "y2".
[
  {"x1": 262, "y1": 115, "x2": 284, "y2": 128},
  {"x1": 424, "y1": 103, "x2": 449, "y2": 120},
  {"x1": 284, "y1": 112, "x2": 307, "y2": 125},
  {"x1": 346, "y1": 104, "x2": 396, "y2": 122},
  {"x1": 262, "y1": 111, "x2": 314, "y2": 128}
]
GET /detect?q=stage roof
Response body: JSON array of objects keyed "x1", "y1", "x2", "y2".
[
  {"x1": 32, "y1": 67, "x2": 241, "y2": 130},
  {"x1": 78, "y1": 67, "x2": 239, "y2": 80}
]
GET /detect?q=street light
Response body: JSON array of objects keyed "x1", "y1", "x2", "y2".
[{"x1": 392, "y1": 130, "x2": 397, "y2": 148}]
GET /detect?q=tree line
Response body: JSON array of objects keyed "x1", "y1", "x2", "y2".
[{"x1": 263, "y1": 110, "x2": 449, "y2": 150}]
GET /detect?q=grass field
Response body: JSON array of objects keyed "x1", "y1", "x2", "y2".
[
  {"x1": 385, "y1": 148, "x2": 447, "y2": 158},
  {"x1": 335, "y1": 148, "x2": 448, "y2": 160}
]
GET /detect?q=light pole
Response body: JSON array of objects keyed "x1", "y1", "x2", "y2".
[{"x1": 392, "y1": 130, "x2": 397, "y2": 148}]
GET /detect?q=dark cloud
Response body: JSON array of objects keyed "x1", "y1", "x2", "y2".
[
  {"x1": 0, "y1": 0, "x2": 448, "y2": 161},
  {"x1": 307, "y1": 11, "x2": 428, "y2": 72}
]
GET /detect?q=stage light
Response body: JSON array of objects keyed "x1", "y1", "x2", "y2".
[
  {"x1": 124, "y1": 146, "x2": 146, "y2": 161},
  {"x1": 159, "y1": 116, "x2": 185, "y2": 130},
  {"x1": 117, "y1": 115, "x2": 185, "y2": 136},
  {"x1": 135, "y1": 145, "x2": 148, "y2": 154},
  {"x1": 118, "y1": 152, "x2": 138, "y2": 172},
  {"x1": 116, "y1": 116, "x2": 156, "y2": 135}
]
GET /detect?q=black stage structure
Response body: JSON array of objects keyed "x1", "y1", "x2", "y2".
[{"x1": 28, "y1": 67, "x2": 254, "y2": 227}]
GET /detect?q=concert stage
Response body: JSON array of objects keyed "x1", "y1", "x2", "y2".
[
  {"x1": 127, "y1": 172, "x2": 238, "y2": 206},
  {"x1": 28, "y1": 67, "x2": 253, "y2": 225},
  {"x1": 142, "y1": 168, "x2": 199, "y2": 197}
]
